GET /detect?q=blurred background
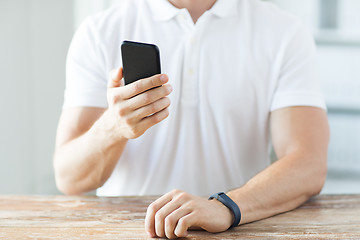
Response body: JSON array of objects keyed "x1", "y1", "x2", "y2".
[{"x1": 0, "y1": 0, "x2": 359, "y2": 195}]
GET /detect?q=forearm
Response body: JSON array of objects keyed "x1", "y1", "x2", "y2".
[
  {"x1": 54, "y1": 110, "x2": 128, "y2": 195},
  {"x1": 227, "y1": 152, "x2": 327, "y2": 225},
  {"x1": 54, "y1": 73, "x2": 171, "y2": 195}
]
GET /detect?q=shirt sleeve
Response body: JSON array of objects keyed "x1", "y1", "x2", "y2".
[
  {"x1": 63, "y1": 17, "x2": 109, "y2": 109},
  {"x1": 270, "y1": 22, "x2": 326, "y2": 112}
]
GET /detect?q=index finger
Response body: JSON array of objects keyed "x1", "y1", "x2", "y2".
[
  {"x1": 145, "y1": 190, "x2": 176, "y2": 237},
  {"x1": 122, "y1": 74, "x2": 169, "y2": 99}
]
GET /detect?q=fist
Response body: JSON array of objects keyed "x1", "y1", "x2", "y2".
[{"x1": 145, "y1": 189, "x2": 234, "y2": 239}]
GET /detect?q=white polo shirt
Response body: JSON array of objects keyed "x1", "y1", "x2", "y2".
[{"x1": 64, "y1": 0, "x2": 326, "y2": 196}]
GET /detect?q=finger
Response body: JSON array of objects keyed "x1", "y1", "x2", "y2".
[
  {"x1": 145, "y1": 191, "x2": 174, "y2": 238},
  {"x1": 122, "y1": 74, "x2": 169, "y2": 99},
  {"x1": 174, "y1": 212, "x2": 198, "y2": 238},
  {"x1": 164, "y1": 207, "x2": 192, "y2": 239},
  {"x1": 108, "y1": 67, "x2": 123, "y2": 88},
  {"x1": 155, "y1": 200, "x2": 184, "y2": 238},
  {"x1": 139, "y1": 108, "x2": 170, "y2": 132},
  {"x1": 130, "y1": 97, "x2": 170, "y2": 120},
  {"x1": 127, "y1": 84, "x2": 172, "y2": 111}
]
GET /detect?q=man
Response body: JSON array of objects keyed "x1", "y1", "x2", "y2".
[{"x1": 54, "y1": 0, "x2": 329, "y2": 238}]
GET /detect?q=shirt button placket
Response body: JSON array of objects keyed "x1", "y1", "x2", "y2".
[{"x1": 182, "y1": 18, "x2": 200, "y2": 103}]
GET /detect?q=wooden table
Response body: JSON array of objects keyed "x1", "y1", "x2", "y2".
[{"x1": 0, "y1": 195, "x2": 360, "y2": 239}]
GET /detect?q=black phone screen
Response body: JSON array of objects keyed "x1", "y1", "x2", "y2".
[{"x1": 121, "y1": 40, "x2": 161, "y2": 85}]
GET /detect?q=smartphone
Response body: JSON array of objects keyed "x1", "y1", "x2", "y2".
[{"x1": 121, "y1": 40, "x2": 161, "y2": 85}]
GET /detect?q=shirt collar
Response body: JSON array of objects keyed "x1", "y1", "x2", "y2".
[
  {"x1": 147, "y1": 0, "x2": 181, "y2": 22},
  {"x1": 208, "y1": 0, "x2": 239, "y2": 18},
  {"x1": 147, "y1": 0, "x2": 239, "y2": 22}
]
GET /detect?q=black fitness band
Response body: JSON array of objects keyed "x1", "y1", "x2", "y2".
[{"x1": 208, "y1": 192, "x2": 241, "y2": 229}]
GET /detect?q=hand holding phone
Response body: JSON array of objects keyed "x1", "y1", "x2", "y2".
[{"x1": 104, "y1": 41, "x2": 171, "y2": 140}]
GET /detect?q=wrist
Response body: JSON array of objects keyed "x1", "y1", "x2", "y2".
[
  {"x1": 92, "y1": 109, "x2": 128, "y2": 144},
  {"x1": 209, "y1": 192, "x2": 241, "y2": 229},
  {"x1": 211, "y1": 196, "x2": 234, "y2": 228}
]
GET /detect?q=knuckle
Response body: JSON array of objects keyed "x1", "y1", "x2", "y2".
[
  {"x1": 147, "y1": 203, "x2": 157, "y2": 213},
  {"x1": 124, "y1": 117, "x2": 133, "y2": 125},
  {"x1": 109, "y1": 92, "x2": 119, "y2": 105},
  {"x1": 134, "y1": 81, "x2": 141, "y2": 93},
  {"x1": 154, "y1": 114, "x2": 161, "y2": 123},
  {"x1": 164, "y1": 216, "x2": 174, "y2": 227},
  {"x1": 149, "y1": 102, "x2": 157, "y2": 113},
  {"x1": 118, "y1": 107, "x2": 127, "y2": 117},
  {"x1": 142, "y1": 93, "x2": 151, "y2": 103},
  {"x1": 157, "y1": 99, "x2": 167, "y2": 110},
  {"x1": 155, "y1": 111, "x2": 165, "y2": 122},
  {"x1": 178, "y1": 217, "x2": 187, "y2": 228},
  {"x1": 155, "y1": 211, "x2": 164, "y2": 222},
  {"x1": 186, "y1": 200, "x2": 196, "y2": 208},
  {"x1": 112, "y1": 95, "x2": 120, "y2": 105},
  {"x1": 171, "y1": 189, "x2": 182, "y2": 195},
  {"x1": 151, "y1": 76, "x2": 158, "y2": 87},
  {"x1": 177, "y1": 192, "x2": 189, "y2": 201},
  {"x1": 148, "y1": 207, "x2": 158, "y2": 217},
  {"x1": 130, "y1": 126, "x2": 139, "y2": 136}
]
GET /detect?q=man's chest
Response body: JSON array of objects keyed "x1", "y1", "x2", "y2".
[
  {"x1": 158, "y1": 31, "x2": 277, "y2": 115},
  {"x1": 112, "y1": 15, "x2": 280, "y2": 115}
]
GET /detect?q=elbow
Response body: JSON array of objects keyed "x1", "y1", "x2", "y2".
[
  {"x1": 55, "y1": 177, "x2": 102, "y2": 196},
  {"x1": 54, "y1": 167, "x2": 83, "y2": 196},
  {"x1": 54, "y1": 156, "x2": 86, "y2": 196},
  {"x1": 55, "y1": 177, "x2": 81, "y2": 196},
  {"x1": 55, "y1": 172, "x2": 96, "y2": 196},
  {"x1": 54, "y1": 158, "x2": 102, "y2": 196},
  {"x1": 310, "y1": 170, "x2": 326, "y2": 196},
  {"x1": 307, "y1": 157, "x2": 327, "y2": 197}
]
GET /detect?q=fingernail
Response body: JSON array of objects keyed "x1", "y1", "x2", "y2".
[
  {"x1": 120, "y1": 78, "x2": 125, "y2": 86},
  {"x1": 160, "y1": 74, "x2": 168, "y2": 83},
  {"x1": 167, "y1": 84, "x2": 173, "y2": 92}
]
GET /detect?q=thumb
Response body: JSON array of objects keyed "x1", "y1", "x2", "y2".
[{"x1": 108, "y1": 67, "x2": 124, "y2": 88}]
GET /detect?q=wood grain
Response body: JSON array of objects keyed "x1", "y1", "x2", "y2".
[{"x1": 0, "y1": 195, "x2": 360, "y2": 239}]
